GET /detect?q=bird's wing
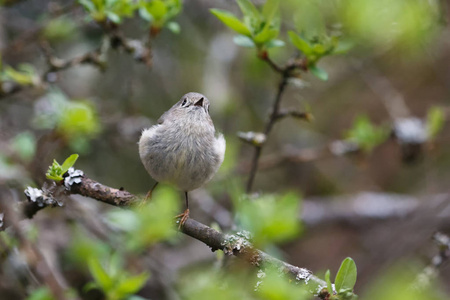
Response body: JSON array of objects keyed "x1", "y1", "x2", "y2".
[{"x1": 215, "y1": 133, "x2": 226, "y2": 164}]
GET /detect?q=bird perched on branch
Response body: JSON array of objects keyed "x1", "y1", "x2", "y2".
[{"x1": 139, "y1": 92, "x2": 226, "y2": 227}]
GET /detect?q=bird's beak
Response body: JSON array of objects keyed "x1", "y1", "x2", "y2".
[{"x1": 194, "y1": 97, "x2": 204, "y2": 107}]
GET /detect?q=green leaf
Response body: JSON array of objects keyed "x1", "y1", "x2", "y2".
[
  {"x1": 147, "y1": 0, "x2": 167, "y2": 20},
  {"x1": 309, "y1": 65, "x2": 328, "y2": 81},
  {"x1": 345, "y1": 115, "x2": 388, "y2": 153},
  {"x1": 27, "y1": 287, "x2": 54, "y2": 300},
  {"x1": 335, "y1": 257, "x2": 357, "y2": 294},
  {"x1": 427, "y1": 106, "x2": 445, "y2": 138},
  {"x1": 236, "y1": 0, "x2": 260, "y2": 21},
  {"x1": 2, "y1": 66, "x2": 35, "y2": 85},
  {"x1": 43, "y1": 16, "x2": 78, "y2": 41},
  {"x1": 236, "y1": 192, "x2": 302, "y2": 247},
  {"x1": 46, "y1": 174, "x2": 63, "y2": 181},
  {"x1": 313, "y1": 43, "x2": 326, "y2": 54},
  {"x1": 233, "y1": 35, "x2": 256, "y2": 48},
  {"x1": 46, "y1": 159, "x2": 64, "y2": 181},
  {"x1": 78, "y1": 0, "x2": 96, "y2": 13},
  {"x1": 288, "y1": 31, "x2": 313, "y2": 55},
  {"x1": 116, "y1": 272, "x2": 150, "y2": 296},
  {"x1": 262, "y1": 0, "x2": 280, "y2": 24},
  {"x1": 138, "y1": 7, "x2": 153, "y2": 22},
  {"x1": 253, "y1": 27, "x2": 279, "y2": 44},
  {"x1": 57, "y1": 100, "x2": 101, "y2": 139},
  {"x1": 88, "y1": 257, "x2": 113, "y2": 291},
  {"x1": 83, "y1": 282, "x2": 98, "y2": 293},
  {"x1": 325, "y1": 269, "x2": 333, "y2": 293},
  {"x1": 265, "y1": 39, "x2": 285, "y2": 48},
  {"x1": 333, "y1": 40, "x2": 354, "y2": 55},
  {"x1": 106, "y1": 11, "x2": 121, "y2": 23},
  {"x1": 210, "y1": 9, "x2": 252, "y2": 36},
  {"x1": 11, "y1": 131, "x2": 36, "y2": 162},
  {"x1": 166, "y1": 21, "x2": 180, "y2": 34},
  {"x1": 60, "y1": 154, "x2": 79, "y2": 173}
]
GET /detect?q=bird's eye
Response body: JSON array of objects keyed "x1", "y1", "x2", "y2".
[{"x1": 181, "y1": 99, "x2": 187, "y2": 107}]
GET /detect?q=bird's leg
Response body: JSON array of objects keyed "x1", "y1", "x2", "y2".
[
  {"x1": 175, "y1": 192, "x2": 190, "y2": 229},
  {"x1": 140, "y1": 182, "x2": 159, "y2": 207}
]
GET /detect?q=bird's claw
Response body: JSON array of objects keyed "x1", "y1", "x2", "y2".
[{"x1": 175, "y1": 208, "x2": 190, "y2": 229}]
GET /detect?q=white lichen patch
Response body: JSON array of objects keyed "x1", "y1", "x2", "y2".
[
  {"x1": 237, "y1": 131, "x2": 267, "y2": 146},
  {"x1": 254, "y1": 269, "x2": 266, "y2": 291},
  {"x1": 296, "y1": 268, "x2": 312, "y2": 284},
  {"x1": 64, "y1": 168, "x2": 84, "y2": 190},
  {"x1": 221, "y1": 230, "x2": 253, "y2": 255},
  {"x1": 257, "y1": 269, "x2": 266, "y2": 279},
  {"x1": 394, "y1": 117, "x2": 428, "y2": 144},
  {"x1": 24, "y1": 186, "x2": 62, "y2": 207}
]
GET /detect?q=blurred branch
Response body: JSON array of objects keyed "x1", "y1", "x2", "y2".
[
  {"x1": 40, "y1": 40, "x2": 108, "y2": 73},
  {"x1": 258, "y1": 53, "x2": 284, "y2": 74},
  {"x1": 16, "y1": 174, "x2": 328, "y2": 297},
  {"x1": 354, "y1": 62, "x2": 411, "y2": 120},
  {"x1": 0, "y1": 189, "x2": 77, "y2": 300},
  {"x1": 239, "y1": 140, "x2": 360, "y2": 174},
  {"x1": 273, "y1": 109, "x2": 313, "y2": 122},
  {"x1": 0, "y1": 18, "x2": 152, "y2": 99},
  {"x1": 414, "y1": 232, "x2": 450, "y2": 290}
]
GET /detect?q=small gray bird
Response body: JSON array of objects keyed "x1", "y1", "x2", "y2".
[{"x1": 139, "y1": 92, "x2": 226, "y2": 227}]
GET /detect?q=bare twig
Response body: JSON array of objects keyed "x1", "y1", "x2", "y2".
[
  {"x1": 414, "y1": 232, "x2": 450, "y2": 290},
  {"x1": 40, "y1": 40, "x2": 107, "y2": 74},
  {"x1": 245, "y1": 54, "x2": 308, "y2": 193},
  {"x1": 246, "y1": 76, "x2": 288, "y2": 193},
  {"x1": 259, "y1": 54, "x2": 284, "y2": 74},
  {"x1": 273, "y1": 108, "x2": 313, "y2": 122}
]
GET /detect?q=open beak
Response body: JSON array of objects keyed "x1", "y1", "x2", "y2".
[{"x1": 194, "y1": 97, "x2": 204, "y2": 107}]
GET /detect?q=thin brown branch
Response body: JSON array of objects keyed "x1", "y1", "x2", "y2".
[
  {"x1": 273, "y1": 109, "x2": 313, "y2": 122},
  {"x1": 245, "y1": 54, "x2": 309, "y2": 193},
  {"x1": 260, "y1": 54, "x2": 284, "y2": 74},
  {"x1": 246, "y1": 76, "x2": 288, "y2": 193},
  {"x1": 69, "y1": 176, "x2": 137, "y2": 206},
  {"x1": 40, "y1": 40, "x2": 107, "y2": 73}
]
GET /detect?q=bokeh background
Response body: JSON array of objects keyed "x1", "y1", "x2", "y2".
[{"x1": 1, "y1": 0, "x2": 449, "y2": 299}]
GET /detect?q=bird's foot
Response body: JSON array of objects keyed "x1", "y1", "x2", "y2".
[{"x1": 174, "y1": 208, "x2": 190, "y2": 229}]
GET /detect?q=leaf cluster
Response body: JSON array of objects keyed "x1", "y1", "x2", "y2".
[
  {"x1": 106, "y1": 186, "x2": 180, "y2": 251},
  {"x1": 33, "y1": 90, "x2": 101, "y2": 152},
  {"x1": 345, "y1": 115, "x2": 389, "y2": 153},
  {"x1": 0, "y1": 62, "x2": 40, "y2": 87},
  {"x1": 324, "y1": 257, "x2": 358, "y2": 300},
  {"x1": 86, "y1": 254, "x2": 149, "y2": 300},
  {"x1": 211, "y1": 0, "x2": 284, "y2": 50},
  {"x1": 79, "y1": 0, "x2": 182, "y2": 33},
  {"x1": 46, "y1": 154, "x2": 79, "y2": 181},
  {"x1": 234, "y1": 192, "x2": 302, "y2": 247},
  {"x1": 211, "y1": 0, "x2": 350, "y2": 80},
  {"x1": 426, "y1": 106, "x2": 445, "y2": 139}
]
